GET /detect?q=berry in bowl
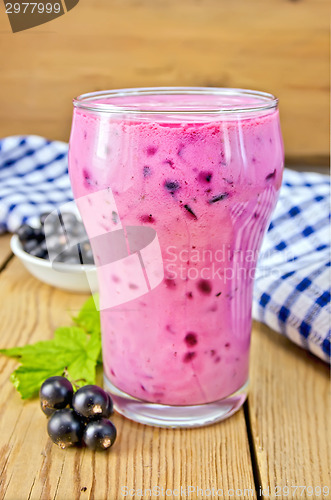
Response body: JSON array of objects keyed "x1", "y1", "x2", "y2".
[{"x1": 11, "y1": 212, "x2": 97, "y2": 293}]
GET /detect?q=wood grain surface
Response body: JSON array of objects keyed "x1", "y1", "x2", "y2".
[
  {"x1": 0, "y1": 235, "x2": 12, "y2": 268},
  {"x1": 0, "y1": 0, "x2": 329, "y2": 165},
  {"x1": 249, "y1": 322, "x2": 331, "y2": 496}
]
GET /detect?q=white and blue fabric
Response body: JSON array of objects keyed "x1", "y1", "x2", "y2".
[
  {"x1": 253, "y1": 169, "x2": 330, "y2": 364},
  {"x1": 0, "y1": 135, "x2": 330, "y2": 363},
  {"x1": 0, "y1": 135, "x2": 72, "y2": 232}
]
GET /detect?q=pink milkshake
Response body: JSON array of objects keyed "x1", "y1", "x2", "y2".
[{"x1": 69, "y1": 88, "x2": 284, "y2": 427}]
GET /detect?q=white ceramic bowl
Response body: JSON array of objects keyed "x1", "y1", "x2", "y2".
[{"x1": 10, "y1": 234, "x2": 98, "y2": 293}]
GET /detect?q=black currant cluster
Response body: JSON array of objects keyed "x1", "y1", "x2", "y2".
[
  {"x1": 39, "y1": 376, "x2": 117, "y2": 451},
  {"x1": 17, "y1": 212, "x2": 94, "y2": 264}
]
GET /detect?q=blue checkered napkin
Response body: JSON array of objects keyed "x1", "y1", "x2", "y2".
[
  {"x1": 253, "y1": 168, "x2": 330, "y2": 363},
  {"x1": 0, "y1": 135, "x2": 72, "y2": 233}
]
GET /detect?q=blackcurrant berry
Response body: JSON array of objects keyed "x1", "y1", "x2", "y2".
[
  {"x1": 23, "y1": 238, "x2": 39, "y2": 254},
  {"x1": 17, "y1": 224, "x2": 35, "y2": 243},
  {"x1": 29, "y1": 240, "x2": 48, "y2": 259},
  {"x1": 33, "y1": 227, "x2": 46, "y2": 243},
  {"x1": 45, "y1": 234, "x2": 65, "y2": 255},
  {"x1": 80, "y1": 241, "x2": 94, "y2": 265},
  {"x1": 47, "y1": 409, "x2": 84, "y2": 449},
  {"x1": 40, "y1": 376, "x2": 73, "y2": 417},
  {"x1": 40, "y1": 212, "x2": 50, "y2": 225},
  {"x1": 83, "y1": 419, "x2": 117, "y2": 451},
  {"x1": 72, "y1": 385, "x2": 113, "y2": 420}
]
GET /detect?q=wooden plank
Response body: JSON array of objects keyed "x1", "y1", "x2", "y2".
[
  {"x1": 248, "y1": 321, "x2": 330, "y2": 496},
  {"x1": 0, "y1": 0, "x2": 329, "y2": 164},
  {"x1": 0, "y1": 257, "x2": 256, "y2": 499},
  {"x1": 0, "y1": 235, "x2": 12, "y2": 269}
]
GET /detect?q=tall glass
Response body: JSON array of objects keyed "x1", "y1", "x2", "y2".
[{"x1": 68, "y1": 88, "x2": 284, "y2": 428}]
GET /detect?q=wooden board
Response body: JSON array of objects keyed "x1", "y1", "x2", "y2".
[
  {"x1": 0, "y1": 0, "x2": 329, "y2": 165},
  {"x1": 0, "y1": 255, "x2": 255, "y2": 500},
  {"x1": 0, "y1": 235, "x2": 12, "y2": 270},
  {"x1": 249, "y1": 321, "x2": 331, "y2": 496}
]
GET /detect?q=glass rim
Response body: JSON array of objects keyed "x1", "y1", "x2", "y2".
[{"x1": 73, "y1": 87, "x2": 278, "y2": 115}]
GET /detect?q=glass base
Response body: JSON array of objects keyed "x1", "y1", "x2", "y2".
[{"x1": 104, "y1": 375, "x2": 249, "y2": 428}]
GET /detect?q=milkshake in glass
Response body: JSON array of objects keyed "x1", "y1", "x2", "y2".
[{"x1": 69, "y1": 88, "x2": 284, "y2": 427}]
